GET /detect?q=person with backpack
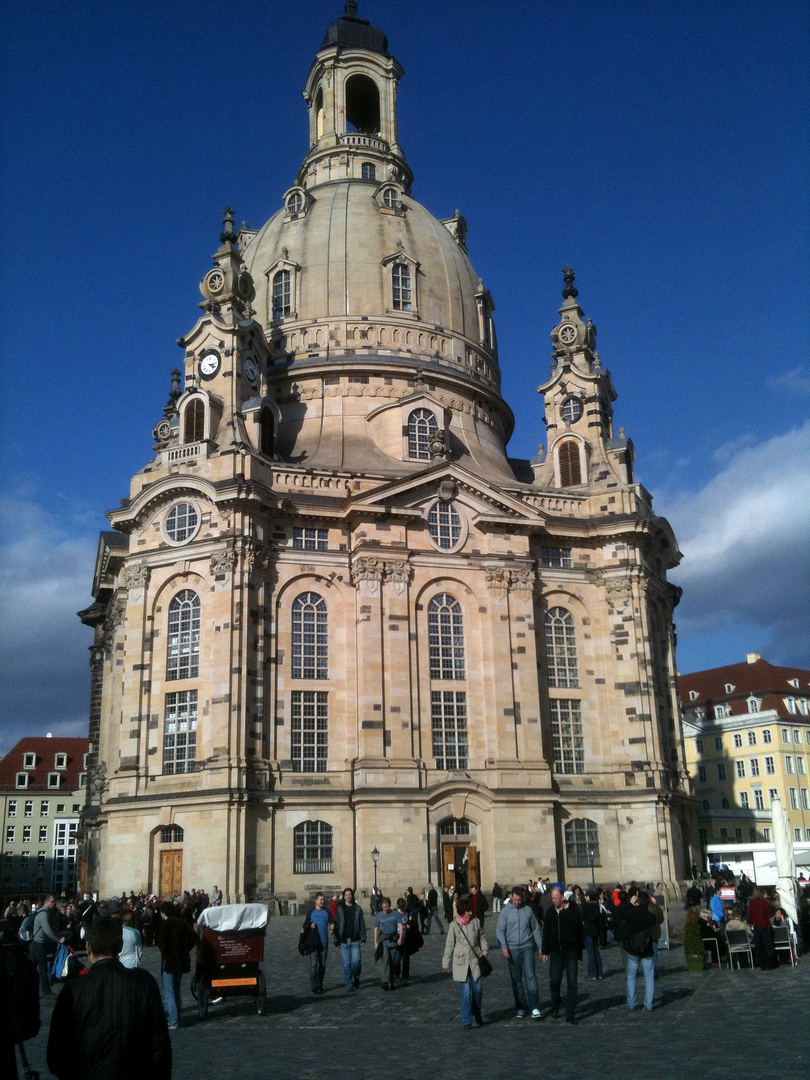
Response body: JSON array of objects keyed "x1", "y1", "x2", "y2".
[
  {"x1": 624, "y1": 888, "x2": 657, "y2": 1012},
  {"x1": 29, "y1": 896, "x2": 66, "y2": 999}
]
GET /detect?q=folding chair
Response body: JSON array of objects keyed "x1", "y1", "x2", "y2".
[
  {"x1": 725, "y1": 928, "x2": 754, "y2": 970},
  {"x1": 772, "y1": 925, "x2": 796, "y2": 967},
  {"x1": 702, "y1": 935, "x2": 722, "y2": 968}
]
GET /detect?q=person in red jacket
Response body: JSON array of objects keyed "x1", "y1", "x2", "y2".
[{"x1": 746, "y1": 887, "x2": 776, "y2": 969}]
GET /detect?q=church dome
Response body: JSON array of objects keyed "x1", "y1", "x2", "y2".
[
  {"x1": 241, "y1": 180, "x2": 499, "y2": 390},
  {"x1": 321, "y1": 1, "x2": 388, "y2": 55}
]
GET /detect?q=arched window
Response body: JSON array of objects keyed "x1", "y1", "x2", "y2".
[
  {"x1": 160, "y1": 824, "x2": 183, "y2": 844},
  {"x1": 408, "y1": 408, "x2": 437, "y2": 460},
  {"x1": 167, "y1": 590, "x2": 200, "y2": 680},
  {"x1": 287, "y1": 191, "x2": 303, "y2": 214},
  {"x1": 315, "y1": 88, "x2": 324, "y2": 139},
  {"x1": 361, "y1": 162, "x2": 377, "y2": 181},
  {"x1": 428, "y1": 594, "x2": 465, "y2": 680},
  {"x1": 564, "y1": 818, "x2": 600, "y2": 867},
  {"x1": 184, "y1": 398, "x2": 204, "y2": 443},
  {"x1": 392, "y1": 263, "x2": 411, "y2": 311},
  {"x1": 382, "y1": 187, "x2": 399, "y2": 209},
  {"x1": 346, "y1": 74, "x2": 380, "y2": 134},
  {"x1": 291, "y1": 593, "x2": 328, "y2": 679},
  {"x1": 558, "y1": 440, "x2": 582, "y2": 486},
  {"x1": 272, "y1": 269, "x2": 291, "y2": 320},
  {"x1": 293, "y1": 820, "x2": 333, "y2": 873},
  {"x1": 545, "y1": 608, "x2": 579, "y2": 688},
  {"x1": 260, "y1": 407, "x2": 275, "y2": 457}
]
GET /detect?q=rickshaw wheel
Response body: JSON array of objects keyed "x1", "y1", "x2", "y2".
[
  {"x1": 255, "y1": 970, "x2": 267, "y2": 1015},
  {"x1": 198, "y1": 978, "x2": 210, "y2": 1019},
  {"x1": 190, "y1": 976, "x2": 199, "y2": 1001}
]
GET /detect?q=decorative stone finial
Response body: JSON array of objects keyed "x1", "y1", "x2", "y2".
[
  {"x1": 345, "y1": 1, "x2": 359, "y2": 16},
  {"x1": 220, "y1": 205, "x2": 236, "y2": 246},
  {"x1": 562, "y1": 265, "x2": 578, "y2": 299}
]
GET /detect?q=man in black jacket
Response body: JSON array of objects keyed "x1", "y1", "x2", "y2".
[
  {"x1": 540, "y1": 887, "x2": 583, "y2": 1025},
  {"x1": 334, "y1": 888, "x2": 366, "y2": 991},
  {"x1": 47, "y1": 917, "x2": 170, "y2": 1080},
  {"x1": 157, "y1": 900, "x2": 198, "y2": 1028},
  {"x1": 623, "y1": 889, "x2": 657, "y2": 1012}
]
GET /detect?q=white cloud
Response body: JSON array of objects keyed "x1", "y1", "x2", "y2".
[
  {"x1": 0, "y1": 491, "x2": 96, "y2": 755},
  {"x1": 768, "y1": 365, "x2": 810, "y2": 398},
  {"x1": 661, "y1": 421, "x2": 810, "y2": 667}
]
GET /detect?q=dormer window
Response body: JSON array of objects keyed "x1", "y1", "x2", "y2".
[
  {"x1": 725, "y1": 683, "x2": 735, "y2": 694},
  {"x1": 47, "y1": 772, "x2": 61, "y2": 789},
  {"x1": 287, "y1": 192, "x2": 303, "y2": 215},
  {"x1": 788, "y1": 678, "x2": 800, "y2": 689},
  {"x1": 272, "y1": 269, "x2": 291, "y2": 319},
  {"x1": 785, "y1": 697, "x2": 797, "y2": 714},
  {"x1": 689, "y1": 690, "x2": 699, "y2": 701},
  {"x1": 392, "y1": 263, "x2": 411, "y2": 311},
  {"x1": 747, "y1": 697, "x2": 761, "y2": 713},
  {"x1": 408, "y1": 408, "x2": 437, "y2": 460},
  {"x1": 54, "y1": 753, "x2": 67, "y2": 770},
  {"x1": 382, "y1": 187, "x2": 399, "y2": 209},
  {"x1": 16, "y1": 772, "x2": 28, "y2": 789}
]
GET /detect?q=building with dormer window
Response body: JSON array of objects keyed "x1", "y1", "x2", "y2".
[{"x1": 77, "y1": 4, "x2": 696, "y2": 903}]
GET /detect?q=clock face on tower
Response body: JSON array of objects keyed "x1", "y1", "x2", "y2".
[
  {"x1": 243, "y1": 356, "x2": 258, "y2": 383},
  {"x1": 558, "y1": 323, "x2": 577, "y2": 345},
  {"x1": 198, "y1": 350, "x2": 221, "y2": 380}
]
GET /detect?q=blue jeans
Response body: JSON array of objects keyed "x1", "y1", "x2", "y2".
[
  {"x1": 340, "y1": 941, "x2": 361, "y2": 987},
  {"x1": 626, "y1": 953, "x2": 654, "y2": 1010},
  {"x1": 161, "y1": 968, "x2": 183, "y2": 1026},
  {"x1": 459, "y1": 972, "x2": 482, "y2": 1028},
  {"x1": 380, "y1": 945, "x2": 398, "y2": 985},
  {"x1": 309, "y1": 944, "x2": 327, "y2": 990},
  {"x1": 585, "y1": 934, "x2": 602, "y2": 978},
  {"x1": 425, "y1": 906, "x2": 444, "y2": 934},
  {"x1": 506, "y1": 945, "x2": 538, "y2": 1011},
  {"x1": 548, "y1": 949, "x2": 579, "y2": 1019}
]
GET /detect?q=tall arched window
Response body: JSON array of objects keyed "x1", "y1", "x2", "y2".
[
  {"x1": 260, "y1": 407, "x2": 275, "y2": 457},
  {"x1": 545, "y1": 608, "x2": 579, "y2": 688},
  {"x1": 167, "y1": 590, "x2": 200, "y2": 680},
  {"x1": 291, "y1": 593, "x2": 328, "y2": 679},
  {"x1": 564, "y1": 818, "x2": 599, "y2": 867},
  {"x1": 293, "y1": 820, "x2": 333, "y2": 873},
  {"x1": 346, "y1": 74, "x2": 380, "y2": 134},
  {"x1": 558, "y1": 440, "x2": 582, "y2": 486},
  {"x1": 428, "y1": 594, "x2": 465, "y2": 680},
  {"x1": 272, "y1": 269, "x2": 291, "y2": 319},
  {"x1": 392, "y1": 263, "x2": 411, "y2": 311},
  {"x1": 408, "y1": 408, "x2": 437, "y2": 460},
  {"x1": 315, "y1": 88, "x2": 324, "y2": 139},
  {"x1": 184, "y1": 399, "x2": 204, "y2": 443}
]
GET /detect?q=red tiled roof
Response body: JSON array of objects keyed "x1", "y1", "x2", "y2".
[
  {"x1": 0, "y1": 737, "x2": 89, "y2": 792},
  {"x1": 678, "y1": 658, "x2": 810, "y2": 706}
]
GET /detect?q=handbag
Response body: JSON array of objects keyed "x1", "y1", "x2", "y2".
[{"x1": 458, "y1": 922, "x2": 492, "y2": 978}]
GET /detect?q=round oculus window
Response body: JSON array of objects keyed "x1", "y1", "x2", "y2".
[
  {"x1": 428, "y1": 501, "x2": 463, "y2": 550},
  {"x1": 164, "y1": 502, "x2": 200, "y2": 545},
  {"x1": 561, "y1": 397, "x2": 583, "y2": 424}
]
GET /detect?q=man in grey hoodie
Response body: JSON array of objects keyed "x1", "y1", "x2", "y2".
[{"x1": 495, "y1": 885, "x2": 543, "y2": 1019}]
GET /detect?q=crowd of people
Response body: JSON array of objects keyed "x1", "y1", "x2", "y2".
[{"x1": 2, "y1": 871, "x2": 808, "y2": 1075}]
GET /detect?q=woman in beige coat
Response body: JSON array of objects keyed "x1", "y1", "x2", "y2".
[{"x1": 442, "y1": 896, "x2": 489, "y2": 1029}]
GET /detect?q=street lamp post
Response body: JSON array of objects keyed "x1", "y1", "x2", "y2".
[
  {"x1": 588, "y1": 848, "x2": 596, "y2": 885},
  {"x1": 371, "y1": 846, "x2": 379, "y2": 891}
]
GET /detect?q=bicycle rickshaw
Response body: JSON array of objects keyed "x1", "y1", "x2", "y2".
[{"x1": 191, "y1": 903, "x2": 268, "y2": 1018}]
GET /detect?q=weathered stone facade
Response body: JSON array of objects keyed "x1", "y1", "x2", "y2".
[{"x1": 79, "y1": 5, "x2": 698, "y2": 902}]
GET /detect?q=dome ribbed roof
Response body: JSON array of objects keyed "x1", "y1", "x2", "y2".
[{"x1": 321, "y1": 8, "x2": 388, "y2": 55}]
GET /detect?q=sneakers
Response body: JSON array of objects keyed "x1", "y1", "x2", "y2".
[
  {"x1": 516, "y1": 1009, "x2": 526, "y2": 1018},
  {"x1": 531, "y1": 1008, "x2": 542, "y2": 1020}
]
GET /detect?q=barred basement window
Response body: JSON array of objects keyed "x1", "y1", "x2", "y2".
[
  {"x1": 407, "y1": 408, "x2": 437, "y2": 460},
  {"x1": 558, "y1": 440, "x2": 581, "y2": 486},
  {"x1": 162, "y1": 691, "x2": 198, "y2": 775},
  {"x1": 550, "y1": 699, "x2": 585, "y2": 774},
  {"x1": 293, "y1": 820, "x2": 333, "y2": 874},
  {"x1": 161, "y1": 825, "x2": 183, "y2": 844},
  {"x1": 291, "y1": 593, "x2": 328, "y2": 679},
  {"x1": 431, "y1": 691, "x2": 468, "y2": 770},
  {"x1": 272, "y1": 269, "x2": 291, "y2": 319},
  {"x1": 545, "y1": 608, "x2": 579, "y2": 688},
  {"x1": 292, "y1": 528, "x2": 328, "y2": 551},
  {"x1": 428, "y1": 501, "x2": 462, "y2": 550},
  {"x1": 167, "y1": 590, "x2": 200, "y2": 680},
  {"x1": 564, "y1": 818, "x2": 600, "y2": 868},
  {"x1": 291, "y1": 691, "x2": 328, "y2": 772},
  {"x1": 428, "y1": 594, "x2": 465, "y2": 680},
  {"x1": 540, "y1": 547, "x2": 572, "y2": 568}
]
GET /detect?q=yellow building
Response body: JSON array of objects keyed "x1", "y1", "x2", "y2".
[{"x1": 681, "y1": 655, "x2": 810, "y2": 855}]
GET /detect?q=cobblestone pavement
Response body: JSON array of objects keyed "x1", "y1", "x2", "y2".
[{"x1": 21, "y1": 915, "x2": 810, "y2": 1080}]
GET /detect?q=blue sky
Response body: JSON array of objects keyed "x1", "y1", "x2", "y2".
[{"x1": 1, "y1": 0, "x2": 808, "y2": 755}]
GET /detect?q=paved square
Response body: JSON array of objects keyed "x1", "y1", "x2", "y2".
[{"x1": 20, "y1": 914, "x2": 810, "y2": 1080}]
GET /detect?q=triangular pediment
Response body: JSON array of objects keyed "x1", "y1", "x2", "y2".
[{"x1": 344, "y1": 461, "x2": 545, "y2": 526}]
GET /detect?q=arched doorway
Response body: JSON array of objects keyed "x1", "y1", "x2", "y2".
[{"x1": 439, "y1": 818, "x2": 478, "y2": 893}]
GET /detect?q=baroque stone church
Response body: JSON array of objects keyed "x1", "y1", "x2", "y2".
[{"x1": 79, "y1": 4, "x2": 698, "y2": 902}]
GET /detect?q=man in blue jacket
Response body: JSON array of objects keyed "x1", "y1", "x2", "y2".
[{"x1": 495, "y1": 886, "x2": 543, "y2": 1019}]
